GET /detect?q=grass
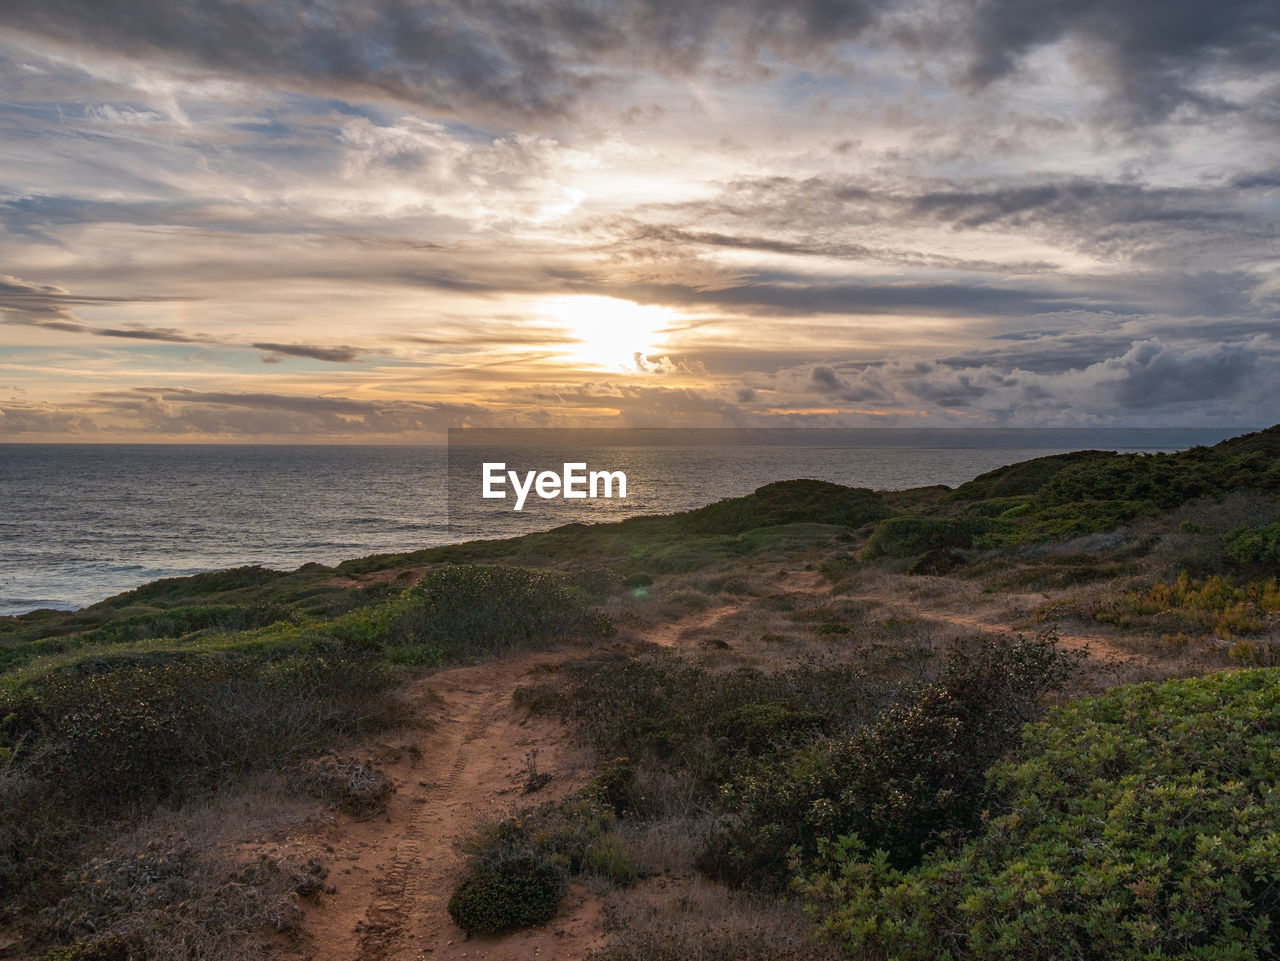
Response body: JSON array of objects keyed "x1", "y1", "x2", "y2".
[
  {"x1": 1082, "y1": 573, "x2": 1280, "y2": 640},
  {"x1": 588, "y1": 879, "x2": 841, "y2": 961}
]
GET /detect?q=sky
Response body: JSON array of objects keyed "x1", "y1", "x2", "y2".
[{"x1": 1, "y1": 0, "x2": 1278, "y2": 442}]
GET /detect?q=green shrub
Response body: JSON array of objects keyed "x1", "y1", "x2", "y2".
[
  {"x1": 1227, "y1": 522, "x2": 1280, "y2": 566},
  {"x1": 584, "y1": 833, "x2": 640, "y2": 885},
  {"x1": 710, "y1": 703, "x2": 827, "y2": 754},
  {"x1": 948, "y1": 428, "x2": 1280, "y2": 549},
  {"x1": 587, "y1": 758, "x2": 641, "y2": 816},
  {"x1": 464, "y1": 796, "x2": 627, "y2": 877},
  {"x1": 905, "y1": 548, "x2": 964, "y2": 576},
  {"x1": 961, "y1": 496, "x2": 1033, "y2": 518},
  {"x1": 861, "y1": 516, "x2": 990, "y2": 560},
  {"x1": 532, "y1": 652, "x2": 880, "y2": 807},
  {"x1": 43, "y1": 934, "x2": 136, "y2": 961},
  {"x1": 698, "y1": 633, "x2": 1077, "y2": 890},
  {"x1": 1, "y1": 768, "x2": 85, "y2": 915},
  {"x1": 447, "y1": 855, "x2": 567, "y2": 935},
  {"x1": 678, "y1": 481, "x2": 887, "y2": 535},
  {"x1": 950, "y1": 451, "x2": 1121, "y2": 500},
  {"x1": 804, "y1": 668, "x2": 1280, "y2": 961},
  {"x1": 334, "y1": 564, "x2": 612, "y2": 661},
  {"x1": 81, "y1": 602, "x2": 298, "y2": 647}
]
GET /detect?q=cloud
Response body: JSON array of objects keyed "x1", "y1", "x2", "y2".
[
  {"x1": 1, "y1": 275, "x2": 367, "y2": 360},
  {"x1": 755, "y1": 335, "x2": 1276, "y2": 425},
  {"x1": 2, "y1": 3, "x2": 1278, "y2": 440},
  {"x1": 617, "y1": 277, "x2": 1111, "y2": 318},
  {"x1": 631, "y1": 352, "x2": 706, "y2": 375},
  {"x1": 950, "y1": 0, "x2": 1280, "y2": 123},
  {"x1": 665, "y1": 173, "x2": 1271, "y2": 268},
  {"x1": 84, "y1": 387, "x2": 498, "y2": 437},
  {"x1": 614, "y1": 222, "x2": 1057, "y2": 273},
  {"x1": 2, "y1": 0, "x2": 1275, "y2": 124},
  {"x1": 0, "y1": 401, "x2": 98, "y2": 435},
  {"x1": 1098, "y1": 337, "x2": 1264, "y2": 409},
  {"x1": 1, "y1": 274, "x2": 196, "y2": 337},
  {"x1": 252, "y1": 342, "x2": 363, "y2": 363}
]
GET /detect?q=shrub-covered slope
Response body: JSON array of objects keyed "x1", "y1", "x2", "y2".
[{"x1": 805, "y1": 668, "x2": 1280, "y2": 961}]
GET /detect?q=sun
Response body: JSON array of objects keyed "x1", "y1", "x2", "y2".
[{"x1": 541, "y1": 296, "x2": 676, "y2": 369}]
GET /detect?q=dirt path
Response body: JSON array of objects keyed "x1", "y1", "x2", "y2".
[
  {"x1": 292, "y1": 565, "x2": 1137, "y2": 960},
  {"x1": 836, "y1": 589, "x2": 1147, "y2": 667},
  {"x1": 295, "y1": 651, "x2": 602, "y2": 961},
  {"x1": 646, "y1": 599, "x2": 746, "y2": 647}
]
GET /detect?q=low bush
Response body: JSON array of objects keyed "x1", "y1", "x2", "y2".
[
  {"x1": 677, "y1": 481, "x2": 888, "y2": 536},
  {"x1": 463, "y1": 796, "x2": 637, "y2": 882},
  {"x1": 862, "y1": 516, "x2": 991, "y2": 560},
  {"x1": 905, "y1": 548, "x2": 964, "y2": 576},
  {"x1": 698, "y1": 632, "x2": 1077, "y2": 890},
  {"x1": 448, "y1": 793, "x2": 640, "y2": 934},
  {"x1": 1226, "y1": 522, "x2": 1280, "y2": 566},
  {"x1": 0, "y1": 655, "x2": 403, "y2": 913},
  {"x1": 587, "y1": 884, "x2": 841, "y2": 961},
  {"x1": 447, "y1": 854, "x2": 567, "y2": 935},
  {"x1": 804, "y1": 668, "x2": 1280, "y2": 961},
  {"x1": 527, "y1": 652, "x2": 881, "y2": 807},
  {"x1": 1, "y1": 656, "x2": 401, "y2": 812},
  {"x1": 294, "y1": 756, "x2": 395, "y2": 816},
  {"x1": 335, "y1": 564, "x2": 612, "y2": 662},
  {"x1": 45, "y1": 836, "x2": 322, "y2": 960}
]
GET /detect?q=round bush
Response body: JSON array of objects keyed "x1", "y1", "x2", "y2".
[{"x1": 446, "y1": 855, "x2": 566, "y2": 935}]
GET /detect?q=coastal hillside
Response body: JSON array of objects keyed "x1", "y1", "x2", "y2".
[{"x1": 2, "y1": 426, "x2": 1279, "y2": 960}]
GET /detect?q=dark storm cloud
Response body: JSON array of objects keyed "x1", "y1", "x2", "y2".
[
  {"x1": 952, "y1": 0, "x2": 1280, "y2": 122},
  {"x1": 806, "y1": 363, "x2": 890, "y2": 402},
  {"x1": 1104, "y1": 338, "x2": 1263, "y2": 409},
  {"x1": 2, "y1": 0, "x2": 1276, "y2": 122}
]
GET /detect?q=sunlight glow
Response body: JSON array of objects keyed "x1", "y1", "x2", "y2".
[{"x1": 540, "y1": 296, "x2": 678, "y2": 369}]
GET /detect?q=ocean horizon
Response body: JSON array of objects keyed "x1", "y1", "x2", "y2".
[{"x1": 0, "y1": 428, "x2": 1250, "y2": 615}]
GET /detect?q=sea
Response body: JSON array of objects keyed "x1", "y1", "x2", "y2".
[{"x1": 0, "y1": 429, "x2": 1249, "y2": 615}]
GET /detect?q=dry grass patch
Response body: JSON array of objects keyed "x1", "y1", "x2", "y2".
[{"x1": 589, "y1": 878, "x2": 839, "y2": 961}]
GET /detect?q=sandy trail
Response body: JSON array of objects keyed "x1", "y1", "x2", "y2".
[
  {"x1": 844, "y1": 591, "x2": 1143, "y2": 665},
  {"x1": 295, "y1": 651, "x2": 602, "y2": 961},
  {"x1": 291, "y1": 566, "x2": 1136, "y2": 960},
  {"x1": 645, "y1": 600, "x2": 746, "y2": 647}
]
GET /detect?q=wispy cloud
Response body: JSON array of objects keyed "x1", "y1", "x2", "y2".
[{"x1": 1, "y1": 0, "x2": 1277, "y2": 438}]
